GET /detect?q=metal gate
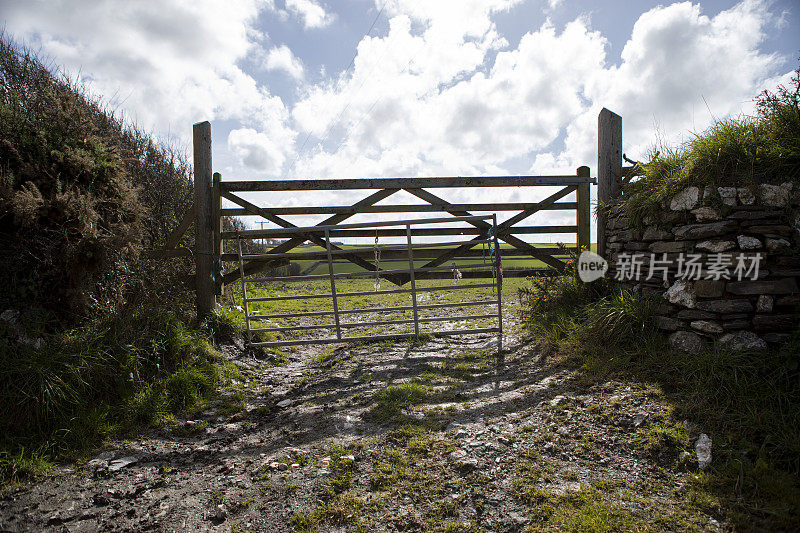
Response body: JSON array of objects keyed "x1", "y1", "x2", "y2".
[{"x1": 235, "y1": 215, "x2": 503, "y2": 349}]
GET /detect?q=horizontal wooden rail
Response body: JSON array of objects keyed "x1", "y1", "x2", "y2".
[
  {"x1": 220, "y1": 247, "x2": 571, "y2": 262},
  {"x1": 222, "y1": 225, "x2": 577, "y2": 239},
  {"x1": 242, "y1": 268, "x2": 553, "y2": 283},
  {"x1": 239, "y1": 239, "x2": 493, "y2": 261},
  {"x1": 264, "y1": 313, "x2": 498, "y2": 332},
  {"x1": 221, "y1": 201, "x2": 578, "y2": 216},
  {"x1": 252, "y1": 323, "x2": 337, "y2": 333},
  {"x1": 220, "y1": 175, "x2": 595, "y2": 192},
  {"x1": 340, "y1": 313, "x2": 499, "y2": 329}
]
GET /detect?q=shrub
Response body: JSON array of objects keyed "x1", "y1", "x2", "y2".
[
  {"x1": 582, "y1": 289, "x2": 655, "y2": 347},
  {"x1": 517, "y1": 245, "x2": 609, "y2": 318},
  {"x1": 0, "y1": 35, "x2": 243, "y2": 482},
  {"x1": 0, "y1": 35, "x2": 202, "y2": 321}
]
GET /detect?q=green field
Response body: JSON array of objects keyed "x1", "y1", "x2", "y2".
[
  {"x1": 231, "y1": 277, "x2": 530, "y2": 344},
  {"x1": 266, "y1": 242, "x2": 585, "y2": 275},
  {"x1": 227, "y1": 241, "x2": 586, "y2": 344}
]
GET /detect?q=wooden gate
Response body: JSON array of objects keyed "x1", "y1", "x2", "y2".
[{"x1": 155, "y1": 120, "x2": 603, "y2": 319}]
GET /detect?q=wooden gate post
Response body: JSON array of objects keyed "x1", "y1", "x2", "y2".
[
  {"x1": 193, "y1": 121, "x2": 215, "y2": 317},
  {"x1": 213, "y1": 172, "x2": 223, "y2": 296},
  {"x1": 597, "y1": 108, "x2": 622, "y2": 258},
  {"x1": 576, "y1": 166, "x2": 591, "y2": 252}
]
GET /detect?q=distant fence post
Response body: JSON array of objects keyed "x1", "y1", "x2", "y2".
[
  {"x1": 597, "y1": 108, "x2": 622, "y2": 259},
  {"x1": 193, "y1": 121, "x2": 215, "y2": 317},
  {"x1": 576, "y1": 166, "x2": 591, "y2": 252}
]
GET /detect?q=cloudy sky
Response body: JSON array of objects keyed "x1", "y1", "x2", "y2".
[{"x1": 3, "y1": 0, "x2": 798, "y2": 241}]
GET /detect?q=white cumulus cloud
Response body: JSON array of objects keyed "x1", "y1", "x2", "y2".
[
  {"x1": 1, "y1": 0, "x2": 295, "y2": 154},
  {"x1": 228, "y1": 128, "x2": 287, "y2": 174},
  {"x1": 264, "y1": 44, "x2": 305, "y2": 80},
  {"x1": 544, "y1": 0, "x2": 787, "y2": 174},
  {"x1": 285, "y1": 0, "x2": 335, "y2": 29}
]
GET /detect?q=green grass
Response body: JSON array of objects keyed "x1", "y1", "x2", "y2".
[
  {"x1": 520, "y1": 276, "x2": 800, "y2": 530},
  {"x1": 209, "y1": 488, "x2": 226, "y2": 505},
  {"x1": 636, "y1": 422, "x2": 689, "y2": 456},
  {"x1": 318, "y1": 445, "x2": 357, "y2": 501},
  {"x1": 227, "y1": 277, "x2": 525, "y2": 343},
  {"x1": 288, "y1": 242, "x2": 577, "y2": 276},
  {"x1": 0, "y1": 304, "x2": 236, "y2": 484},
  {"x1": 529, "y1": 488, "x2": 652, "y2": 533},
  {"x1": 369, "y1": 383, "x2": 430, "y2": 422},
  {"x1": 289, "y1": 444, "x2": 377, "y2": 531}
]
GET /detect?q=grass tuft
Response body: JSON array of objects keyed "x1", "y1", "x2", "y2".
[
  {"x1": 615, "y1": 64, "x2": 800, "y2": 225},
  {"x1": 0, "y1": 304, "x2": 232, "y2": 483},
  {"x1": 521, "y1": 273, "x2": 800, "y2": 529},
  {"x1": 369, "y1": 383, "x2": 429, "y2": 422}
]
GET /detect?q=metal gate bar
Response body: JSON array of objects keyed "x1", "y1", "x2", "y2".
[
  {"x1": 237, "y1": 215, "x2": 502, "y2": 349},
  {"x1": 243, "y1": 262, "x2": 493, "y2": 283},
  {"x1": 248, "y1": 300, "x2": 498, "y2": 320},
  {"x1": 244, "y1": 283, "x2": 496, "y2": 302}
]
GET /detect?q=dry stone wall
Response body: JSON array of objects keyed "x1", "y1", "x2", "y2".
[{"x1": 605, "y1": 182, "x2": 800, "y2": 352}]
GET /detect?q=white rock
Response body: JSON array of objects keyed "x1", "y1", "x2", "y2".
[
  {"x1": 669, "y1": 331, "x2": 704, "y2": 354},
  {"x1": 717, "y1": 187, "x2": 738, "y2": 206},
  {"x1": 276, "y1": 399, "x2": 292, "y2": 408},
  {"x1": 455, "y1": 457, "x2": 478, "y2": 470},
  {"x1": 695, "y1": 434, "x2": 712, "y2": 470},
  {"x1": 766, "y1": 238, "x2": 791, "y2": 253},
  {"x1": 738, "y1": 188, "x2": 756, "y2": 205},
  {"x1": 86, "y1": 459, "x2": 107, "y2": 471},
  {"x1": 214, "y1": 504, "x2": 227, "y2": 521},
  {"x1": 449, "y1": 449, "x2": 467, "y2": 460},
  {"x1": 108, "y1": 456, "x2": 138, "y2": 472},
  {"x1": 756, "y1": 295, "x2": 774, "y2": 313},
  {"x1": 549, "y1": 395, "x2": 568, "y2": 406},
  {"x1": 737, "y1": 235, "x2": 762, "y2": 250},
  {"x1": 0, "y1": 309, "x2": 19, "y2": 323},
  {"x1": 691, "y1": 207, "x2": 722, "y2": 222},
  {"x1": 696, "y1": 240, "x2": 736, "y2": 253},
  {"x1": 759, "y1": 183, "x2": 793, "y2": 207},
  {"x1": 690, "y1": 321, "x2": 723, "y2": 334},
  {"x1": 670, "y1": 187, "x2": 700, "y2": 211},
  {"x1": 719, "y1": 331, "x2": 767, "y2": 351},
  {"x1": 664, "y1": 280, "x2": 697, "y2": 309}
]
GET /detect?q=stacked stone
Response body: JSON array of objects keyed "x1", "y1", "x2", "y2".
[{"x1": 605, "y1": 182, "x2": 800, "y2": 352}]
